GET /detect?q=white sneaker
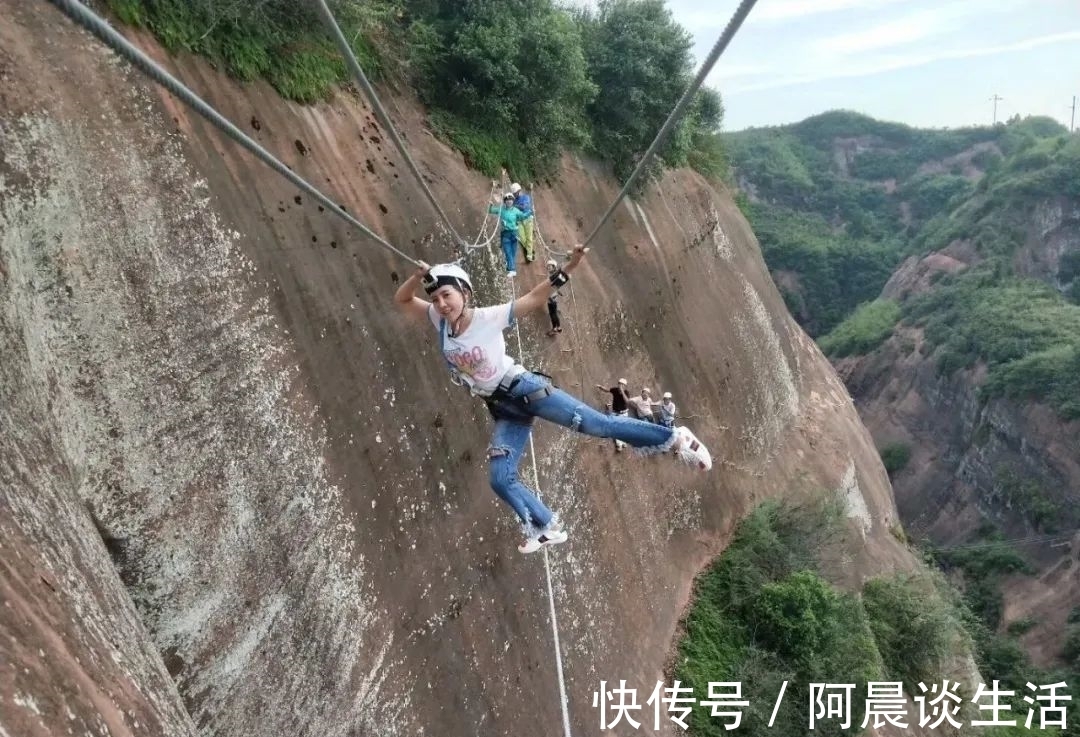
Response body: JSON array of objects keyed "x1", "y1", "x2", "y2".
[
  {"x1": 507, "y1": 270, "x2": 517, "y2": 278},
  {"x1": 518, "y1": 529, "x2": 568, "y2": 554},
  {"x1": 673, "y1": 426, "x2": 712, "y2": 471},
  {"x1": 519, "y1": 516, "x2": 568, "y2": 554}
]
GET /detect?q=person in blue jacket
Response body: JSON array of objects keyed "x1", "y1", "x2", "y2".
[
  {"x1": 510, "y1": 182, "x2": 535, "y2": 263},
  {"x1": 488, "y1": 193, "x2": 529, "y2": 277}
]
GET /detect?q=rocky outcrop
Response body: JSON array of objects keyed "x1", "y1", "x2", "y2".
[
  {"x1": 879, "y1": 241, "x2": 976, "y2": 302},
  {"x1": 837, "y1": 327, "x2": 1080, "y2": 546},
  {"x1": 831, "y1": 135, "x2": 878, "y2": 177},
  {"x1": 1015, "y1": 197, "x2": 1080, "y2": 294},
  {"x1": 838, "y1": 222, "x2": 1080, "y2": 664},
  {"x1": 1, "y1": 3, "x2": 917, "y2": 736},
  {"x1": 913, "y1": 141, "x2": 1000, "y2": 180}
]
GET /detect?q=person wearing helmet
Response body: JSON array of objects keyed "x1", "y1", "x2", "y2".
[
  {"x1": 658, "y1": 392, "x2": 677, "y2": 428},
  {"x1": 629, "y1": 387, "x2": 657, "y2": 423},
  {"x1": 394, "y1": 247, "x2": 713, "y2": 554},
  {"x1": 509, "y1": 182, "x2": 535, "y2": 263},
  {"x1": 594, "y1": 377, "x2": 631, "y2": 452},
  {"x1": 488, "y1": 193, "x2": 529, "y2": 277},
  {"x1": 544, "y1": 259, "x2": 562, "y2": 337}
]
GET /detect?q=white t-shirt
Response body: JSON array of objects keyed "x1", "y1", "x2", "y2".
[
  {"x1": 628, "y1": 396, "x2": 656, "y2": 420},
  {"x1": 428, "y1": 303, "x2": 517, "y2": 396}
]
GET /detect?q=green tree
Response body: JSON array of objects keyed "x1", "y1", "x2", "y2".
[
  {"x1": 578, "y1": 0, "x2": 696, "y2": 180},
  {"x1": 685, "y1": 88, "x2": 728, "y2": 179},
  {"x1": 878, "y1": 442, "x2": 911, "y2": 475},
  {"x1": 862, "y1": 574, "x2": 961, "y2": 686},
  {"x1": 818, "y1": 299, "x2": 901, "y2": 357},
  {"x1": 412, "y1": 0, "x2": 596, "y2": 175}
]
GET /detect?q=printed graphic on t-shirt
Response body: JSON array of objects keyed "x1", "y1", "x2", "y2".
[
  {"x1": 445, "y1": 345, "x2": 498, "y2": 381},
  {"x1": 429, "y1": 302, "x2": 516, "y2": 394}
]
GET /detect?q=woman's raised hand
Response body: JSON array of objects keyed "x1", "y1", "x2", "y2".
[{"x1": 568, "y1": 244, "x2": 589, "y2": 267}]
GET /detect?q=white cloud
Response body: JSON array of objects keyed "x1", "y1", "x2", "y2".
[
  {"x1": 722, "y1": 30, "x2": 1080, "y2": 93},
  {"x1": 710, "y1": 62, "x2": 772, "y2": 81},
  {"x1": 810, "y1": 1, "x2": 1026, "y2": 56},
  {"x1": 813, "y1": 10, "x2": 952, "y2": 55},
  {"x1": 748, "y1": 0, "x2": 912, "y2": 23}
]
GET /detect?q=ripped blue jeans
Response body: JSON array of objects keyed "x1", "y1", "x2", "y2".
[{"x1": 487, "y1": 371, "x2": 675, "y2": 531}]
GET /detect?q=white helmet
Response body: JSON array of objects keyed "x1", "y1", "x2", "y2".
[
  {"x1": 618, "y1": 378, "x2": 627, "y2": 385},
  {"x1": 502, "y1": 192, "x2": 515, "y2": 201},
  {"x1": 663, "y1": 392, "x2": 672, "y2": 399},
  {"x1": 510, "y1": 182, "x2": 522, "y2": 194},
  {"x1": 546, "y1": 259, "x2": 558, "y2": 269},
  {"x1": 642, "y1": 387, "x2": 651, "y2": 395},
  {"x1": 423, "y1": 263, "x2": 473, "y2": 295}
]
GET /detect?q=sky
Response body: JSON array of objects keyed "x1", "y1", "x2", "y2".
[{"x1": 578, "y1": 0, "x2": 1080, "y2": 132}]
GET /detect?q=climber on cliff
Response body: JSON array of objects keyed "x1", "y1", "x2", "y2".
[
  {"x1": 394, "y1": 246, "x2": 712, "y2": 554},
  {"x1": 658, "y1": 391, "x2": 678, "y2": 429},
  {"x1": 510, "y1": 182, "x2": 535, "y2": 263},
  {"x1": 596, "y1": 378, "x2": 631, "y2": 452},
  {"x1": 545, "y1": 259, "x2": 563, "y2": 337},
  {"x1": 488, "y1": 193, "x2": 530, "y2": 277}
]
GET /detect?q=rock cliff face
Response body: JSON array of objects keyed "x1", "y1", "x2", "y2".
[
  {"x1": 836, "y1": 199, "x2": 1080, "y2": 666},
  {"x1": 1015, "y1": 197, "x2": 1080, "y2": 293},
  {"x1": 1, "y1": 3, "x2": 914, "y2": 736}
]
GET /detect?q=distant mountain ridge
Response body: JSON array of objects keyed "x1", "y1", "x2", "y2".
[
  {"x1": 723, "y1": 109, "x2": 1072, "y2": 336},
  {"x1": 728, "y1": 108, "x2": 1080, "y2": 682}
]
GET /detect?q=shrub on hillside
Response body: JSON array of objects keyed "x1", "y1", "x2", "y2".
[
  {"x1": 676, "y1": 498, "x2": 881, "y2": 737},
  {"x1": 862, "y1": 573, "x2": 965, "y2": 686},
  {"x1": 906, "y1": 267, "x2": 1080, "y2": 420},
  {"x1": 879, "y1": 442, "x2": 911, "y2": 475},
  {"x1": 817, "y1": 299, "x2": 901, "y2": 357}
]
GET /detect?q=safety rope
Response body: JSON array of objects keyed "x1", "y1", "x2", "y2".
[
  {"x1": 506, "y1": 275, "x2": 575, "y2": 737},
  {"x1": 312, "y1": 0, "x2": 468, "y2": 250},
  {"x1": 531, "y1": 197, "x2": 591, "y2": 405},
  {"x1": 467, "y1": 181, "x2": 501, "y2": 250},
  {"x1": 44, "y1": 0, "x2": 422, "y2": 266},
  {"x1": 582, "y1": 0, "x2": 759, "y2": 248},
  {"x1": 469, "y1": 175, "x2": 510, "y2": 255},
  {"x1": 933, "y1": 529, "x2": 1080, "y2": 552}
]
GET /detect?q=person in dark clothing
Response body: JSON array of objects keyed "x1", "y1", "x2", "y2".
[
  {"x1": 595, "y1": 378, "x2": 631, "y2": 451},
  {"x1": 545, "y1": 259, "x2": 562, "y2": 336}
]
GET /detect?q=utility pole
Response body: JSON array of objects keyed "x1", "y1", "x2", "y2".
[
  {"x1": 1071, "y1": 95, "x2": 1077, "y2": 133},
  {"x1": 990, "y1": 94, "x2": 1003, "y2": 125}
]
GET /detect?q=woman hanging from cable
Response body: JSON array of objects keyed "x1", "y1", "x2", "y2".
[{"x1": 393, "y1": 245, "x2": 713, "y2": 554}]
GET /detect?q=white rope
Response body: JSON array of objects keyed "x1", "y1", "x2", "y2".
[
  {"x1": 460, "y1": 180, "x2": 502, "y2": 252},
  {"x1": 532, "y1": 196, "x2": 590, "y2": 405},
  {"x1": 508, "y1": 276, "x2": 575, "y2": 737}
]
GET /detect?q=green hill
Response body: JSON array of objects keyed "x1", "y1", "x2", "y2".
[{"x1": 727, "y1": 111, "x2": 1080, "y2": 420}]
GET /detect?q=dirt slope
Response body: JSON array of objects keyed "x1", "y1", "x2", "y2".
[{"x1": 2, "y1": 3, "x2": 916, "y2": 735}]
